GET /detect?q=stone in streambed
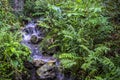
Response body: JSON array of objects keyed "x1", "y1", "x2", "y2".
[
  {"x1": 33, "y1": 56, "x2": 56, "y2": 67},
  {"x1": 30, "y1": 35, "x2": 39, "y2": 44},
  {"x1": 33, "y1": 58, "x2": 57, "y2": 79},
  {"x1": 30, "y1": 35, "x2": 43, "y2": 44},
  {"x1": 36, "y1": 62, "x2": 56, "y2": 79},
  {"x1": 33, "y1": 59, "x2": 45, "y2": 67}
]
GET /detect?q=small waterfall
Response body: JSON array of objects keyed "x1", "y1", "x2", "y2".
[
  {"x1": 21, "y1": 21, "x2": 65, "y2": 80},
  {"x1": 21, "y1": 21, "x2": 43, "y2": 57}
]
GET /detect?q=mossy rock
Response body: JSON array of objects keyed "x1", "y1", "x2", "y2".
[
  {"x1": 30, "y1": 35, "x2": 39, "y2": 44},
  {"x1": 36, "y1": 62, "x2": 56, "y2": 79}
]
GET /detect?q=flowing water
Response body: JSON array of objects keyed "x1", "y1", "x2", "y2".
[
  {"x1": 21, "y1": 21, "x2": 43, "y2": 57},
  {"x1": 21, "y1": 21, "x2": 65, "y2": 80}
]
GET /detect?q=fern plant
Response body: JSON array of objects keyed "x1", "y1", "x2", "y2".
[
  {"x1": 23, "y1": 0, "x2": 120, "y2": 80},
  {"x1": 0, "y1": 0, "x2": 30, "y2": 79}
]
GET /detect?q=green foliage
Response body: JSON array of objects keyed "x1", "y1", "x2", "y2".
[
  {"x1": 0, "y1": 0, "x2": 30, "y2": 80},
  {"x1": 0, "y1": 32, "x2": 30, "y2": 80},
  {"x1": 23, "y1": 0, "x2": 120, "y2": 79},
  {"x1": 59, "y1": 53, "x2": 80, "y2": 69}
]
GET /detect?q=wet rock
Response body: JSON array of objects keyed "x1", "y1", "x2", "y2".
[
  {"x1": 36, "y1": 62, "x2": 56, "y2": 79},
  {"x1": 30, "y1": 35, "x2": 39, "y2": 44},
  {"x1": 32, "y1": 57, "x2": 57, "y2": 79},
  {"x1": 30, "y1": 35, "x2": 43, "y2": 44},
  {"x1": 33, "y1": 59, "x2": 45, "y2": 67},
  {"x1": 33, "y1": 56, "x2": 56, "y2": 65}
]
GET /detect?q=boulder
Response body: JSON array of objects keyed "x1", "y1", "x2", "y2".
[
  {"x1": 36, "y1": 62, "x2": 56, "y2": 79},
  {"x1": 32, "y1": 57, "x2": 57, "y2": 79}
]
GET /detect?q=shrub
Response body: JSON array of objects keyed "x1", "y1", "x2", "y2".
[{"x1": 0, "y1": 0, "x2": 30, "y2": 79}]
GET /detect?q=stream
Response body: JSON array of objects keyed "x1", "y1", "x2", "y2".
[{"x1": 21, "y1": 21, "x2": 65, "y2": 80}]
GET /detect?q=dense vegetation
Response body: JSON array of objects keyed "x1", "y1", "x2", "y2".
[
  {"x1": 0, "y1": 0, "x2": 30, "y2": 80},
  {"x1": 0, "y1": 0, "x2": 120, "y2": 80}
]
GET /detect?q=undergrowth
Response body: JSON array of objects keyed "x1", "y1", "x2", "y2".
[
  {"x1": 0, "y1": 0, "x2": 30, "y2": 80},
  {"x1": 23, "y1": 0, "x2": 120, "y2": 79}
]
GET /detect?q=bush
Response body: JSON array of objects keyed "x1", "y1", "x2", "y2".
[{"x1": 0, "y1": 0, "x2": 30, "y2": 79}]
